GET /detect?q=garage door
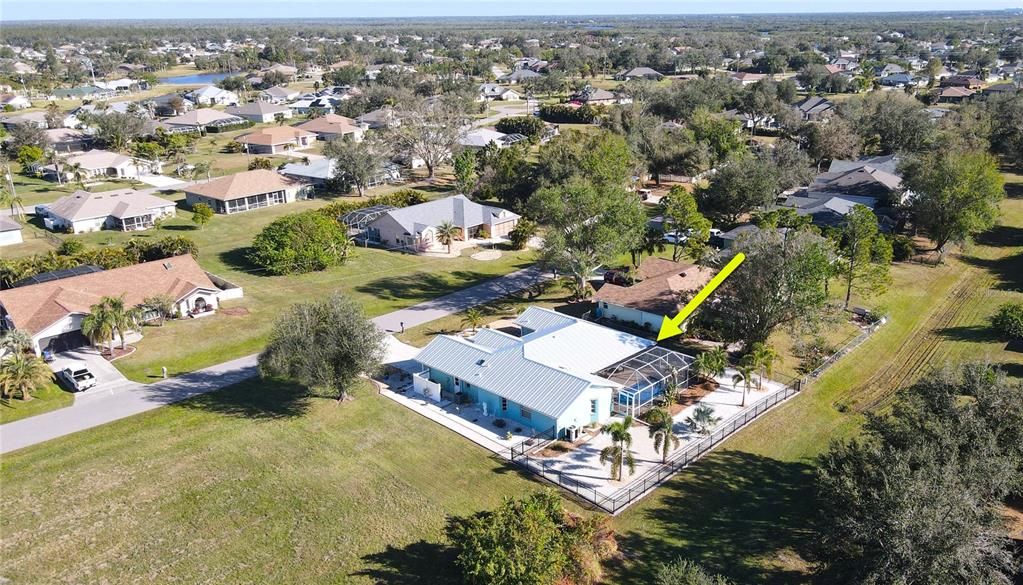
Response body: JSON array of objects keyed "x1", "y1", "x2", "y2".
[{"x1": 38, "y1": 331, "x2": 90, "y2": 353}]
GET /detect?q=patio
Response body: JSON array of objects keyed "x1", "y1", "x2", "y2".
[{"x1": 530, "y1": 368, "x2": 789, "y2": 499}]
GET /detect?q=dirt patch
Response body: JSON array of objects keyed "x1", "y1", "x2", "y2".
[
  {"x1": 663, "y1": 381, "x2": 718, "y2": 416},
  {"x1": 470, "y1": 249, "x2": 502, "y2": 261},
  {"x1": 219, "y1": 307, "x2": 250, "y2": 317}
]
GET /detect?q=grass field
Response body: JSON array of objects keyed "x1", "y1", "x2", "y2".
[
  {"x1": 0, "y1": 380, "x2": 550, "y2": 584},
  {"x1": 0, "y1": 380, "x2": 73, "y2": 424},
  {"x1": 609, "y1": 175, "x2": 1023, "y2": 584}
]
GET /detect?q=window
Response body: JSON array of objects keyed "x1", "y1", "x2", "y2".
[
  {"x1": 500, "y1": 397, "x2": 507, "y2": 411},
  {"x1": 590, "y1": 399, "x2": 598, "y2": 414},
  {"x1": 520, "y1": 406, "x2": 532, "y2": 420}
]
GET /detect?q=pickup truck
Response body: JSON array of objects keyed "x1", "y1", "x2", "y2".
[{"x1": 58, "y1": 364, "x2": 97, "y2": 392}]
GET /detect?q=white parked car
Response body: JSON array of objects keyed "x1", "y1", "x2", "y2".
[{"x1": 58, "y1": 363, "x2": 97, "y2": 392}]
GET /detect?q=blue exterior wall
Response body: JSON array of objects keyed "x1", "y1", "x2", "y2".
[{"x1": 424, "y1": 367, "x2": 558, "y2": 433}]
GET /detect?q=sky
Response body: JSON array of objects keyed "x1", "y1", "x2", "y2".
[{"x1": 1, "y1": 0, "x2": 1019, "y2": 21}]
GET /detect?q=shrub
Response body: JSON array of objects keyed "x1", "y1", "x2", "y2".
[
  {"x1": 248, "y1": 157, "x2": 274, "y2": 170},
  {"x1": 249, "y1": 211, "x2": 352, "y2": 275},
  {"x1": 508, "y1": 218, "x2": 537, "y2": 250},
  {"x1": 317, "y1": 188, "x2": 428, "y2": 222},
  {"x1": 538, "y1": 103, "x2": 601, "y2": 124},
  {"x1": 890, "y1": 234, "x2": 915, "y2": 261},
  {"x1": 990, "y1": 302, "x2": 1023, "y2": 340},
  {"x1": 495, "y1": 116, "x2": 546, "y2": 141},
  {"x1": 56, "y1": 238, "x2": 86, "y2": 256}
]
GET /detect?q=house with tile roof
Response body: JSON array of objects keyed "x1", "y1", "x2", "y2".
[
  {"x1": 42, "y1": 150, "x2": 162, "y2": 182},
  {"x1": 293, "y1": 113, "x2": 365, "y2": 141},
  {"x1": 592, "y1": 257, "x2": 714, "y2": 333},
  {"x1": 236, "y1": 126, "x2": 316, "y2": 154},
  {"x1": 183, "y1": 169, "x2": 307, "y2": 214},
  {"x1": 0, "y1": 255, "x2": 235, "y2": 355},
  {"x1": 43, "y1": 189, "x2": 176, "y2": 234}
]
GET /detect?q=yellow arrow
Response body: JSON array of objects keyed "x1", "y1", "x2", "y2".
[{"x1": 657, "y1": 252, "x2": 746, "y2": 341}]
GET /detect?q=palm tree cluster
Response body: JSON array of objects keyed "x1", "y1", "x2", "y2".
[
  {"x1": 731, "y1": 342, "x2": 781, "y2": 407},
  {"x1": 0, "y1": 329, "x2": 51, "y2": 401},
  {"x1": 599, "y1": 415, "x2": 636, "y2": 481},
  {"x1": 81, "y1": 296, "x2": 145, "y2": 355}
]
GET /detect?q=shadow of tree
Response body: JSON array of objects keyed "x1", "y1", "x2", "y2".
[
  {"x1": 163, "y1": 223, "x2": 198, "y2": 231},
  {"x1": 935, "y1": 324, "x2": 1006, "y2": 343},
  {"x1": 611, "y1": 450, "x2": 817, "y2": 585},
  {"x1": 218, "y1": 246, "x2": 260, "y2": 273},
  {"x1": 355, "y1": 540, "x2": 460, "y2": 584},
  {"x1": 961, "y1": 250, "x2": 1023, "y2": 293},
  {"x1": 159, "y1": 376, "x2": 312, "y2": 420}
]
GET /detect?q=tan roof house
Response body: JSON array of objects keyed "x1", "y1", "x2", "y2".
[
  {"x1": 43, "y1": 149, "x2": 162, "y2": 182},
  {"x1": 43, "y1": 189, "x2": 176, "y2": 234},
  {"x1": 293, "y1": 113, "x2": 366, "y2": 142},
  {"x1": 259, "y1": 85, "x2": 300, "y2": 104},
  {"x1": 0, "y1": 255, "x2": 235, "y2": 354},
  {"x1": 236, "y1": 126, "x2": 316, "y2": 154},
  {"x1": 183, "y1": 169, "x2": 307, "y2": 214},
  {"x1": 592, "y1": 257, "x2": 714, "y2": 333}
]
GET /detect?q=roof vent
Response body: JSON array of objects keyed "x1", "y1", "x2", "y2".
[{"x1": 476, "y1": 359, "x2": 489, "y2": 367}]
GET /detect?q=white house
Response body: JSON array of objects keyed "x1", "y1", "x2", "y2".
[
  {"x1": 187, "y1": 85, "x2": 239, "y2": 106},
  {"x1": 259, "y1": 85, "x2": 300, "y2": 104},
  {"x1": 0, "y1": 94, "x2": 31, "y2": 110},
  {"x1": 0, "y1": 216, "x2": 23, "y2": 247},
  {"x1": 183, "y1": 169, "x2": 308, "y2": 214},
  {"x1": 226, "y1": 101, "x2": 292, "y2": 123},
  {"x1": 44, "y1": 150, "x2": 162, "y2": 182},
  {"x1": 43, "y1": 189, "x2": 177, "y2": 234},
  {"x1": 364, "y1": 194, "x2": 519, "y2": 251}
]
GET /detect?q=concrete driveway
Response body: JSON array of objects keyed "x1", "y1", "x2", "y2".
[
  {"x1": 49, "y1": 347, "x2": 132, "y2": 394},
  {"x1": 136, "y1": 174, "x2": 186, "y2": 189}
]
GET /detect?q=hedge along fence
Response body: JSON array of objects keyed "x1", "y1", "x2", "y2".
[
  {"x1": 316, "y1": 188, "x2": 429, "y2": 223},
  {"x1": 537, "y1": 103, "x2": 604, "y2": 124}
]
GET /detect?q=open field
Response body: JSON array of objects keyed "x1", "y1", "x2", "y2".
[
  {"x1": 610, "y1": 175, "x2": 1023, "y2": 584},
  {"x1": 0, "y1": 380, "x2": 551, "y2": 584}
]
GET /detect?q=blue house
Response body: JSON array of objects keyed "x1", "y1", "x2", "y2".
[{"x1": 413, "y1": 307, "x2": 694, "y2": 437}]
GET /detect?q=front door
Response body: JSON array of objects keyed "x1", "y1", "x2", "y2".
[{"x1": 589, "y1": 399, "x2": 599, "y2": 423}]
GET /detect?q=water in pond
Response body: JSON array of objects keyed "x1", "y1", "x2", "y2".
[{"x1": 158, "y1": 72, "x2": 233, "y2": 85}]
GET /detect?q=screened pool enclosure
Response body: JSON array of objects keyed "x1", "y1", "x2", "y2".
[{"x1": 598, "y1": 346, "x2": 695, "y2": 416}]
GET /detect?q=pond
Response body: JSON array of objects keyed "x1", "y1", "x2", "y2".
[{"x1": 158, "y1": 72, "x2": 233, "y2": 85}]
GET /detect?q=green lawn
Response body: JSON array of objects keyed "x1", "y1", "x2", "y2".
[
  {"x1": 609, "y1": 180, "x2": 1023, "y2": 584},
  {"x1": 10, "y1": 163, "x2": 132, "y2": 207},
  {"x1": 0, "y1": 381, "x2": 73, "y2": 424},
  {"x1": 0, "y1": 380, "x2": 549, "y2": 584}
]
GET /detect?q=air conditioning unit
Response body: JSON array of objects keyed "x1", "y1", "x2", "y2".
[{"x1": 565, "y1": 425, "x2": 580, "y2": 441}]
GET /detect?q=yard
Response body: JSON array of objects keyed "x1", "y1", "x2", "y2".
[
  {"x1": 0, "y1": 380, "x2": 549, "y2": 584},
  {"x1": 608, "y1": 174, "x2": 1023, "y2": 584}
]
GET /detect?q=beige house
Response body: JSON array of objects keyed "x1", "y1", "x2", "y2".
[
  {"x1": 236, "y1": 126, "x2": 316, "y2": 154},
  {"x1": 44, "y1": 150, "x2": 162, "y2": 182},
  {"x1": 183, "y1": 169, "x2": 307, "y2": 214},
  {"x1": 0, "y1": 255, "x2": 238, "y2": 355},
  {"x1": 364, "y1": 194, "x2": 520, "y2": 252},
  {"x1": 294, "y1": 113, "x2": 366, "y2": 142}
]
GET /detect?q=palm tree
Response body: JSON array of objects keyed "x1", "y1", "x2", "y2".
[
  {"x1": 732, "y1": 360, "x2": 757, "y2": 407},
  {"x1": 461, "y1": 308, "x2": 484, "y2": 333},
  {"x1": 48, "y1": 149, "x2": 64, "y2": 185},
  {"x1": 81, "y1": 305, "x2": 116, "y2": 355},
  {"x1": 0, "y1": 328, "x2": 33, "y2": 355},
  {"x1": 599, "y1": 415, "x2": 636, "y2": 481},
  {"x1": 0, "y1": 352, "x2": 52, "y2": 401},
  {"x1": 646, "y1": 407, "x2": 679, "y2": 463},
  {"x1": 68, "y1": 162, "x2": 86, "y2": 189},
  {"x1": 748, "y1": 342, "x2": 780, "y2": 391},
  {"x1": 143, "y1": 294, "x2": 176, "y2": 326},
  {"x1": 684, "y1": 403, "x2": 721, "y2": 435},
  {"x1": 435, "y1": 221, "x2": 461, "y2": 254},
  {"x1": 99, "y1": 295, "x2": 142, "y2": 350},
  {"x1": 693, "y1": 347, "x2": 727, "y2": 385}
]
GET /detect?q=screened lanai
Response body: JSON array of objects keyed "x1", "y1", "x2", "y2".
[
  {"x1": 340, "y1": 204, "x2": 397, "y2": 238},
  {"x1": 598, "y1": 346, "x2": 696, "y2": 416}
]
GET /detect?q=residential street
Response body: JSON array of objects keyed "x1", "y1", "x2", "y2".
[
  {"x1": 471, "y1": 100, "x2": 533, "y2": 128},
  {"x1": 0, "y1": 265, "x2": 547, "y2": 454}
]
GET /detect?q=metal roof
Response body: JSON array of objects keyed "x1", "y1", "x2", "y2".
[
  {"x1": 416, "y1": 307, "x2": 654, "y2": 419},
  {"x1": 340, "y1": 204, "x2": 398, "y2": 230}
]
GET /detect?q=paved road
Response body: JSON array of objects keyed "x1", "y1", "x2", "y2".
[
  {"x1": 472, "y1": 101, "x2": 533, "y2": 128},
  {"x1": 0, "y1": 266, "x2": 547, "y2": 454}
]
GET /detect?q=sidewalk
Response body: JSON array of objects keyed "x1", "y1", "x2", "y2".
[{"x1": 1, "y1": 266, "x2": 546, "y2": 454}]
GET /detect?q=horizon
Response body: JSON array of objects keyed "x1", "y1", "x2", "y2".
[{"x1": 2, "y1": 1, "x2": 1020, "y2": 22}]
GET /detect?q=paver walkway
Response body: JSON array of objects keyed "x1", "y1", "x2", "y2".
[{"x1": 0, "y1": 266, "x2": 547, "y2": 454}]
